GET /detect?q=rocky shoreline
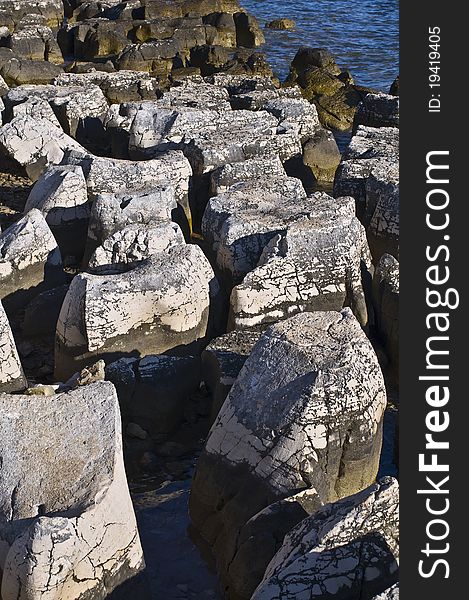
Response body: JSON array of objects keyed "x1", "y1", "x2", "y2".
[{"x1": 0, "y1": 1, "x2": 399, "y2": 599}]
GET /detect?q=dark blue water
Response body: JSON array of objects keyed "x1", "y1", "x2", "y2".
[{"x1": 241, "y1": 0, "x2": 399, "y2": 91}]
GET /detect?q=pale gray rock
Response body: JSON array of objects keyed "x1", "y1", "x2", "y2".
[
  {"x1": 0, "y1": 381, "x2": 146, "y2": 600},
  {"x1": 24, "y1": 165, "x2": 90, "y2": 259},
  {"x1": 372, "y1": 583, "x2": 400, "y2": 600},
  {"x1": 201, "y1": 176, "x2": 311, "y2": 284},
  {"x1": 252, "y1": 477, "x2": 399, "y2": 600},
  {"x1": 263, "y1": 96, "x2": 321, "y2": 142},
  {"x1": 0, "y1": 74, "x2": 8, "y2": 96},
  {"x1": 55, "y1": 244, "x2": 219, "y2": 379},
  {"x1": 159, "y1": 78, "x2": 232, "y2": 111},
  {"x1": 63, "y1": 150, "x2": 193, "y2": 227},
  {"x1": 372, "y1": 254, "x2": 399, "y2": 379},
  {"x1": 88, "y1": 221, "x2": 185, "y2": 273},
  {"x1": 2, "y1": 83, "x2": 109, "y2": 141},
  {"x1": 0, "y1": 301, "x2": 27, "y2": 393},
  {"x1": 334, "y1": 126, "x2": 398, "y2": 222},
  {"x1": 127, "y1": 105, "x2": 301, "y2": 170},
  {"x1": 54, "y1": 70, "x2": 161, "y2": 103},
  {"x1": 0, "y1": 0, "x2": 64, "y2": 28},
  {"x1": 190, "y1": 310, "x2": 387, "y2": 590},
  {"x1": 0, "y1": 114, "x2": 85, "y2": 181},
  {"x1": 354, "y1": 93, "x2": 399, "y2": 129},
  {"x1": 210, "y1": 155, "x2": 285, "y2": 195},
  {"x1": 0, "y1": 209, "x2": 63, "y2": 309},
  {"x1": 9, "y1": 96, "x2": 62, "y2": 128},
  {"x1": 202, "y1": 329, "x2": 261, "y2": 423},
  {"x1": 230, "y1": 194, "x2": 372, "y2": 329},
  {"x1": 229, "y1": 86, "x2": 301, "y2": 110},
  {"x1": 366, "y1": 163, "x2": 399, "y2": 261}
]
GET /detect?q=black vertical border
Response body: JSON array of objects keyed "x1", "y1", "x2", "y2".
[{"x1": 400, "y1": 1, "x2": 466, "y2": 597}]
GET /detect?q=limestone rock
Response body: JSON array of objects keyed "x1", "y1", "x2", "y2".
[
  {"x1": 0, "y1": 0, "x2": 64, "y2": 28},
  {"x1": 202, "y1": 329, "x2": 261, "y2": 422},
  {"x1": 8, "y1": 96, "x2": 61, "y2": 128},
  {"x1": 265, "y1": 19, "x2": 296, "y2": 30},
  {"x1": 0, "y1": 381, "x2": 146, "y2": 600},
  {"x1": 373, "y1": 583, "x2": 400, "y2": 600},
  {"x1": 55, "y1": 244, "x2": 219, "y2": 379},
  {"x1": 354, "y1": 93, "x2": 399, "y2": 130},
  {"x1": 64, "y1": 150, "x2": 193, "y2": 226},
  {"x1": 0, "y1": 301, "x2": 27, "y2": 393},
  {"x1": 263, "y1": 96, "x2": 320, "y2": 142},
  {"x1": 0, "y1": 209, "x2": 63, "y2": 310},
  {"x1": 190, "y1": 310, "x2": 387, "y2": 589},
  {"x1": 0, "y1": 53, "x2": 62, "y2": 86},
  {"x1": 229, "y1": 194, "x2": 372, "y2": 329},
  {"x1": 366, "y1": 163, "x2": 399, "y2": 261},
  {"x1": 84, "y1": 185, "x2": 177, "y2": 261},
  {"x1": 210, "y1": 155, "x2": 285, "y2": 195},
  {"x1": 0, "y1": 114, "x2": 85, "y2": 181},
  {"x1": 373, "y1": 254, "x2": 399, "y2": 379},
  {"x1": 88, "y1": 221, "x2": 185, "y2": 273},
  {"x1": 252, "y1": 477, "x2": 399, "y2": 600},
  {"x1": 226, "y1": 489, "x2": 323, "y2": 600},
  {"x1": 54, "y1": 70, "x2": 161, "y2": 103},
  {"x1": 202, "y1": 176, "x2": 310, "y2": 284},
  {"x1": 24, "y1": 165, "x2": 90, "y2": 259},
  {"x1": 9, "y1": 23, "x2": 62, "y2": 64},
  {"x1": 334, "y1": 125, "x2": 399, "y2": 222},
  {"x1": 303, "y1": 127, "x2": 341, "y2": 182}
]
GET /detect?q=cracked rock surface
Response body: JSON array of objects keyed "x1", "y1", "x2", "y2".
[
  {"x1": 0, "y1": 301, "x2": 27, "y2": 393},
  {"x1": 229, "y1": 193, "x2": 372, "y2": 330},
  {"x1": 252, "y1": 477, "x2": 399, "y2": 600},
  {"x1": 0, "y1": 381, "x2": 145, "y2": 600},
  {"x1": 189, "y1": 309, "x2": 386, "y2": 598},
  {"x1": 55, "y1": 244, "x2": 219, "y2": 380}
]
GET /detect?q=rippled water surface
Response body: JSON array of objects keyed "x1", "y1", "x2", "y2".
[{"x1": 241, "y1": 0, "x2": 399, "y2": 91}]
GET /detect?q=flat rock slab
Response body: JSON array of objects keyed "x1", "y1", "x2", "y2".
[
  {"x1": 229, "y1": 193, "x2": 371, "y2": 329},
  {"x1": 190, "y1": 309, "x2": 386, "y2": 592},
  {"x1": 252, "y1": 477, "x2": 399, "y2": 600},
  {"x1": 0, "y1": 301, "x2": 26, "y2": 393},
  {"x1": 210, "y1": 155, "x2": 285, "y2": 195},
  {"x1": 55, "y1": 244, "x2": 218, "y2": 380},
  {"x1": 202, "y1": 176, "x2": 310, "y2": 284},
  {"x1": 0, "y1": 381, "x2": 145, "y2": 599}
]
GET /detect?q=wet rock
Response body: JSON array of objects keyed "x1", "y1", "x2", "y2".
[
  {"x1": 88, "y1": 221, "x2": 185, "y2": 273},
  {"x1": 373, "y1": 254, "x2": 399, "y2": 380},
  {"x1": 0, "y1": 0, "x2": 64, "y2": 28},
  {"x1": 233, "y1": 12, "x2": 265, "y2": 47},
  {"x1": 55, "y1": 244, "x2": 219, "y2": 379},
  {"x1": 354, "y1": 93, "x2": 399, "y2": 129},
  {"x1": 0, "y1": 209, "x2": 64, "y2": 311},
  {"x1": 334, "y1": 125, "x2": 399, "y2": 222},
  {"x1": 226, "y1": 489, "x2": 323, "y2": 600},
  {"x1": 0, "y1": 301, "x2": 27, "y2": 393},
  {"x1": 0, "y1": 381, "x2": 146, "y2": 599},
  {"x1": 229, "y1": 194, "x2": 372, "y2": 329},
  {"x1": 290, "y1": 47, "x2": 341, "y2": 76},
  {"x1": 210, "y1": 155, "x2": 285, "y2": 195},
  {"x1": 303, "y1": 127, "x2": 341, "y2": 182},
  {"x1": 123, "y1": 354, "x2": 201, "y2": 435},
  {"x1": 0, "y1": 114, "x2": 85, "y2": 181},
  {"x1": 190, "y1": 310, "x2": 387, "y2": 591},
  {"x1": 265, "y1": 18, "x2": 296, "y2": 30},
  {"x1": 252, "y1": 477, "x2": 399, "y2": 600},
  {"x1": 22, "y1": 284, "x2": 69, "y2": 338},
  {"x1": 389, "y1": 76, "x2": 399, "y2": 97},
  {"x1": 24, "y1": 164, "x2": 90, "y2": 259},
  {"x1": 54, "y1": 69, "x2": 162, "y2": 103},
  {"x1": 201, "y1": 176, "x2": 310, "y2": 285},
  {"x1": 202, "y1": 329, "x2": 261, "y2": 422}
]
